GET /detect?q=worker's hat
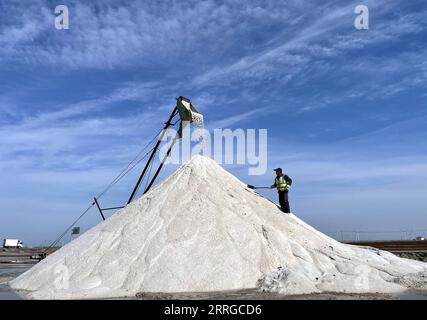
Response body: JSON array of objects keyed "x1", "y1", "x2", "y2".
[{"x1": 273, "y1": 168, "x2": 282, "y2": 172}]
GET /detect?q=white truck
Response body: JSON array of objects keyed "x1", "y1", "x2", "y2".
[{"x1": 3, "y1": 239, "x2": 24, "y2": 249}]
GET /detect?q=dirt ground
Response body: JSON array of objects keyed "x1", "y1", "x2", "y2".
[
  {"x1": 134, "y1": 290, "x2": 399, "y2": 300},
  {"x1": 395, "y1": 252, "x2": 427, "y2": 262}
]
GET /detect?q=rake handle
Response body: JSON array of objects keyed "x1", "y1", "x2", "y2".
[{"x1": 247, "y1": 185, "x2": 272, "y2": 190}]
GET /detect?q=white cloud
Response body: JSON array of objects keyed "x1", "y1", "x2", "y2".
[
  {"x1": 206, "y1": 106, "x2": 274, "y2": 129},
  {"x1": 1, "y1": 0, "x2": 426, "y2": 245},
  {"x1": 192, "y1": 2, "x2": 426, "y2": 92},
  {"x1": 0, "y1": 0, "x2": 300, "y2": 69}
]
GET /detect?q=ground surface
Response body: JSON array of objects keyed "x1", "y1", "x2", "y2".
[
  {"x1": 1, "y1": 263, "x2": 426, "y2": 300},
  {"x1": 1, "y1": 245, "x2": 427, "y2": 299}
]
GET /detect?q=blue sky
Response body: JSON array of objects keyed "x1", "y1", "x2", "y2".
[{"x1": 0, "y1": 0, "x2": 426, "y2": 246}]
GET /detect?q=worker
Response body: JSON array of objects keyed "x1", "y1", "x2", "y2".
[{"x1": 271, "y1": 168, "x2": 292, "y2": 213}]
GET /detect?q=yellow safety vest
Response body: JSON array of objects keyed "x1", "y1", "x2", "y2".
[{"x1": 275, "y1": 176, "x2": 287, "y2": 191}]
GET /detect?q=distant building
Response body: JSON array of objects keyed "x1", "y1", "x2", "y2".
[{"x1": 415, "y1": 236, "x2": 425, "y2": 241}]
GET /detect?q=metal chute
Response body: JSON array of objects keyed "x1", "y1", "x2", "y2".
[
  {"x1": 127, "y1": 96, "x2": 203, "y2": 203},
  {"x1": 176, "y1": 96, "x2": 203, "y2": 123},
  {"x1": 176, "y1": 96, "x2": 204, "y2": 137}
]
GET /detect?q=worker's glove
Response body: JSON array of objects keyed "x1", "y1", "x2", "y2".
[{"x1": 270, "y1": 185, "x2": 275, "y2": 189}]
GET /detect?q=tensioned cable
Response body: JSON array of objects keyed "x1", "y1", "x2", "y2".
[
  {"x1": 45, "y1": 204, "x2": 94, "y2": 251},
  {"x1": 44, "y1": 115, "x2": 181, "y2": 253},
  {"x1": 111, "y1": 117, "x2": 181, "y2": 197},
  {"x1": 96, "y1": 128, "x2": 164, "y2": 199},
  {"x1": 96, "y1": 113, "x2": 180, "y2": 199},
  {"x1": 44, "y1": 146, "x2": 157, "y2": 253}
]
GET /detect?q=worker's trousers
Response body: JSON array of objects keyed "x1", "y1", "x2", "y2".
[{"x1": 278, "y1": 190, "x2": 290, "y2": 213}]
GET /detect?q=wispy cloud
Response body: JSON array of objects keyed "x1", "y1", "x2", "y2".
[
  {"x1": 184, "y1": 1, "x2": 427, "y2": 119},
  {"x1": 0, "y1": 0, "x2": 301, "y2": 69},
  {"x1": 206, "y1": 107, "x2": 275, "y2": 129},
  {"x1": 1, "y1": 0, "x2": 426, "y2": 245}
]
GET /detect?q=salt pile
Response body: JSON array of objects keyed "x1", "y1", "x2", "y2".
[{"x1": 11, "y1": 156, "x2": 427, "y2": 299}]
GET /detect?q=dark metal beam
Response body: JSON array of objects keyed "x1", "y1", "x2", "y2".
[
  {"x1": 126, "y1": 106, "x2": 179, "y2": 205},
  {"x1": 93, "y1": 197, "x2": 106, "y2": 221},
  {"x1": 143, "y1": 125, "x2": 184, "y2": 194},
  {"x1": 101, "y1": 206, "x2": 125, "y2": 211}
]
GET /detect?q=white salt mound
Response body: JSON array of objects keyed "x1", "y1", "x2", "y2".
[{"x1": 11, "y1": 156, "x2": 427, "y2": 299}]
